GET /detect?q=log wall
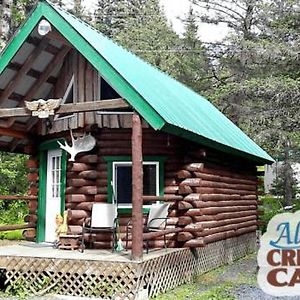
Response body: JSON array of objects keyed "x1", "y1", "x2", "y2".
[
  {"x1": 25, "y1": 127, "x2": 258, "y2": 249},
  {"x1": 64, "y1": 127, "x2": 258, "y2": 249}
]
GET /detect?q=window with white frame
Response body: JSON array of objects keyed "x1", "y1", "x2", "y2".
[{"x1": 112, "y1": 161, "x2": 159, "y2": 207}]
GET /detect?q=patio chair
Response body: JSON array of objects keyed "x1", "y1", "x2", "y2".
[
  {"x1": 79, "y1": 203, "x2": 118, "y2": 252},
  {"x1": 125, "y1": 203, "x2": 170, "y2": 253}
]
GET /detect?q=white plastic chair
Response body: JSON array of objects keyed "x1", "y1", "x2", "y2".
[
  {"x1": 125, "y1": 203, "x2": 170, "y2": 252},
  {"x1": 80, "y1": 203, "x2": 118, "y2": 252}
]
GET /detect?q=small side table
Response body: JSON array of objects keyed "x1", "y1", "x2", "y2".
[{"x1": 59, "y1": 234, "x2": 82, "y2": 250}]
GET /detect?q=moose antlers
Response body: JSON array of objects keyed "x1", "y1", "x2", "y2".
[{"x1": 57, "y1": 129, "x2": 96, "y2": 161}]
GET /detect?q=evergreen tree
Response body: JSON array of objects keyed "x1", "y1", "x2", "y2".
[
  {"x1": 113, "y1": 0, "x2": 182, "y2": 77},
  {"x1": 191, "y1": 0, "x2": 300, "y2": 204},
  {"x1": 176, "y1": 7, "x2": 211, "y2": 93}
]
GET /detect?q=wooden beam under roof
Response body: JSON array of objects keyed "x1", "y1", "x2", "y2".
[
  {"x1": 46, "y1": 29, "x2": 72, "y2": 47},
  {"x1": 8, "y1": 62, "x2": 57, "y2": 85},
  {"x1": 0, "y1": 38, "x2": 49, "y2": 106},
  {"x1": 0, "y1": 127, "x2": 30, "y2": 139},
  {"x1": 7, "y1": 46, "x2": 71, "y2": 128},
  {"x1": 0, "y1": 98, "x2": 129, "y2": 118},
  {"x1": 27, "y1": 36, "x2": 60, "y2": 55}
]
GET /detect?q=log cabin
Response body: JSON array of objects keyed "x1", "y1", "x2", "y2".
[{"x1": 0, "y1": 0, "x2": 273, "y2": 262}]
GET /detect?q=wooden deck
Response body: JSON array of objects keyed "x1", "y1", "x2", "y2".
[
  {"x1": 0, "y1": 233, "x2": 257, "y2": 299},
  {"x1": 0, "y1": 242, "x2": 176, "y2": 262}
]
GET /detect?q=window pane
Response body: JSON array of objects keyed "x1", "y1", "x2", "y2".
[
  {"x1": 143, "y1": 165, "x2": 157, "y2": 195},
  {"x1": 115, "y1": 163, "x2": 158, "y2": 205},
  {"x1": 116, "y1": 166, "x2": 132, "y2": 204}
]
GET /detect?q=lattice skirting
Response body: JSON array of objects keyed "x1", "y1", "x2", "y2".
[{"x1": 0, "y1": 232, "x2": 256, "y2": 299}]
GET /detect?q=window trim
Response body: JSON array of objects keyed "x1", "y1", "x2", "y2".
[
  {"x1": 104, "y1": 156, "x2": 166, "y2": 214},
  {"x1": 112, "y1": 161, "x2": 159, "y2": 209}
]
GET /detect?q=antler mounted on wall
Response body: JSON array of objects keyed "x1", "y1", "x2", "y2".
[{"x1": 57, "y1": 129, "x2": 96, "y2": 161}]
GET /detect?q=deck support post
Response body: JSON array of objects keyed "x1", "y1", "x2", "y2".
[{"x1": 131, "y1": 112, "x2": 143, "y2": 260}]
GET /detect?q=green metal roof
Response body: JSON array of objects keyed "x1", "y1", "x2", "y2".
[{"x1": 0, "y1": 0, "x2": 274, "y2": 164}]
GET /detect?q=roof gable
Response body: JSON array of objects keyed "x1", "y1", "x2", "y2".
[{"x1": 0, "y1": 0, "x2": 274, "y2": 164}]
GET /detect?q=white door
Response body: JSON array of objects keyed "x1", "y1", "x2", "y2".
[{"x1": 45, "y1": 149, "x2": 62, "y2": 243}]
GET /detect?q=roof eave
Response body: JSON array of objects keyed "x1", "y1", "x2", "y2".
[{"x1": 162, "y1": 124, "x2": 275, "y2": 165}]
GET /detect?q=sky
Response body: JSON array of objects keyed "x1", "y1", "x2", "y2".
[
  {"x1": 160, "y1": 0, "x2": 228, "y2": 42},
  {"x1": 82, "y1": 0, "x2": 228, "y2": 42}
]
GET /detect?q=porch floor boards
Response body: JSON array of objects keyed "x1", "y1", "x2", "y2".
[{"x1": 0, "y1": 242, "x2": 178, "y2": 262}]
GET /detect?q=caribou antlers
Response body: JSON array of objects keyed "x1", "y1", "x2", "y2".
[{"x1": 57, "y1": 129, "x2": 96, "y2": 161}]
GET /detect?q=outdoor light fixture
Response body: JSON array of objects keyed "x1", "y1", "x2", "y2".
[{"x1": 38, "y1": 19, "x2": 52, "y2": 36}]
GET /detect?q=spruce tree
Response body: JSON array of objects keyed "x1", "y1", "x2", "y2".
[{"x1": 176, "y1": 7, "x2": 211, "y2": 93}]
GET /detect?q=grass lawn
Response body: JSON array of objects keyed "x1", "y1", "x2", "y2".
[{"x1": 156, "y1": 253, "x2": 257, "y2": 300}]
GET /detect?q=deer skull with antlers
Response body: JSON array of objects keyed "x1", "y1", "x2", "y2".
[{"x1": 57, "y1": 129, "x2": 96, "y2": 161}]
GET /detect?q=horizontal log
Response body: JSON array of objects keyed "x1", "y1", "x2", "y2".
[
  {"x1": 177, "y1": 231, "x2": 194, "y2": 242},
  {"x1": 24, "y1": 214, "x2": 37, "y2": 223},
  {"x1": 164, "y1": 186, "x2": 179, "y2": 194},
  {"x1": 200, "y1": 216, "x2": 257, "y2": 229},
  {"x1": 179, "y1": 178, "x2": 202, "y2": 187},
  {"x1": 94, "y1": 194, "x2": 107, "y2": 202},
  {"x1": 183, "y1": 238, "x2": 205, "y2": 248},
  {"x1": 176, "y1": 170, "x2": 192, "y2": 179},
  {"x1": 185, "y1": 205, "x2": 257, "y2": 216},
  {"x1": 65, "y1": 194, "x2": 94, "y2": 203},
  {"x1": 190, "y1": 200, "x2": 258, "y2": 209},
  {"x1": 23, "y1": 228, "x2": 36, "y2": 239},
  {"x1": 68, "y1": 225, "x2": 82, "y2": 235},
  {"x1": 193, "y1": 187, "x2": 257, "y2": 196},
  {"x1": 198, "y1": 180, "x2": 256, "y2": 191},
  {"x1": 142, "y1": 195, "x2": 183, "y2": 202},
  {"x1": 193, "y1": 172, "x2": 257, "y2": 186},
  {"x1": 165, "y1": 178, "x2": 177, "y2": 186},
  {"x1": 28, "y1": 187, "x2": 38, "y2": 196},
  {"x1": 178, "y1": 185, "x2": 193, "y2": 195},
  {"x1": 178, "y1": 201, "x2": 194, "y2": 210},
  {"x1": 201, "y1": 165, "x2": 256, "y2": 181},
  {"x1": 215, "y1": 210, "x2": 257, "y2": 221},
  {"x1": 0, "y1": 195, "x2": 37, "y2": 201},
  {"x1": 67, "y1": 178, "x2": 95, "y2": 187},
  {"x1": 66, "y1": 186, "x2": 98, "y2": 195},
  {"x1": 76, "y1": 155, "x2": 98, "y2": 164},
  {"x1": 69, "y1": 210, "x2": 90, "y2": 219},
  {"x1": 26, "y1": 159, "x2": 38, "y2": 168},
  {"x1": 178, "y1": 216, "x2": 192, "y2": 226},
  {"x1": 184, "y1": 224, "x2": 203, "y2": 233},
  {"x1": 204, "y1": 230, "x2": 236, "y2": 244},
  {"x1": 236, "y1": 225, "x2": 257, "y2": 236},
  {"x1": 27, "y1": 173, "x2": 38, "y2": 182},
  {"x1": 98, "y1": 148, "x2": 174, "y2": 156},
  {"x1": 69, "y1": 163, "x2": 91, "y2": 172},
  {"x1": 78, "y1": 170, "x2": 100, "y2": 180},
  {"x1": 142, "y1": 228, "x2": 182, "y2": 241},
  {"x1": 193, "y1": 210, "x2": 257, "y2": 222},
  {"x1": 0, "y1": 99, "x2": 128, "y2": 118},
  {"x1": 184, "y1": 163, "x2": 204, "y2": 172},
  {"x1": 184, "y1": 193, "x2": 241, "y2": 202},
  {"x1": 68, "y1": 217, "x2": 85, "y2": 226},
  {"x1": 28, "y1": 200, "x2": 38, "y2": 213},
  {"x1": 0, "y1": 223, "x2": 35, "y2": 232}
]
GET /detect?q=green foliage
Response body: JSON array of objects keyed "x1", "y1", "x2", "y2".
[
  {"x1": 0, "y1": 152, "x2": 29, "y2": 233},
  {"x1": 259, "y1": 195, "x2": 283, "y2": 232}
]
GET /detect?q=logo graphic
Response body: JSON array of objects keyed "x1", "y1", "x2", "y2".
[{"x1": 258, "y1": 210, "x2": 300, "y2": 296}]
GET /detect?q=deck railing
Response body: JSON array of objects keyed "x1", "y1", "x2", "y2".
[{"x1": 0, "y1": 195, "x2": 37, "y2": 232}]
